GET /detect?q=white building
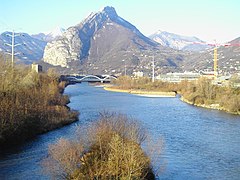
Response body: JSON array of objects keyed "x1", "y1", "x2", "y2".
[
  {"x1": 133, "y1": 71, "x2": 144, "y2": 77},
  {"x1": 157, "y1": 72, "x2": 200, "y2": 82},
  {"x1": 32, "y1": 64, "x2": 42, "y2": 73}
]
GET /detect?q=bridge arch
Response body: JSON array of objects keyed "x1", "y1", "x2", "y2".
[
  {"x1": 102, "y1": 75, "x2": 117, "y2": 81},
  {"x1": 78, "y1": 75, "x2": 103, "y2": 81},
  {"x1": 77, "y1": 75, "x2": 117, "y2": 82}
]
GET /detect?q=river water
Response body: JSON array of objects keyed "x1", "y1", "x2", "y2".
[{"x1": 0, "y1": 83, "x2": 240, "y2": 180}]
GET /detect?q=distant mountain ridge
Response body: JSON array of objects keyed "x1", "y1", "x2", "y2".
[
  {"x1": 149, "y1": 30, "x2": 209, "y2": 51},
  {"x1": 41, "y1": 6, "x2": 239, "y2": 74},
  {"x1": 0, "y1": 6, "x2": 239, "y2": 74},
  {"x1": 0, "y1": 31, "x2": 46, "y2": 63},
  {"x1": 32, "y1": 27, "x2": 65, "y2": 42}
]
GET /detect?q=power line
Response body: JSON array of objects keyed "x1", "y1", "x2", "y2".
[{"x1": 4, "y1": 30, "x2": 22, "y2": 67}]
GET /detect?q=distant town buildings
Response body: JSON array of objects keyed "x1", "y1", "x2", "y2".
[
  {"x1": 156, "y1": 72, "x2": 200, "y2": 82},
  {"x1": 133, "y1": 71, "x2": 144, "y2": 77}
]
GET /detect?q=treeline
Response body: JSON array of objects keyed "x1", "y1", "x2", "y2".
[
  {"x1": 43, "y1": 112, "x2": 162, "y2": 179},
  {"x1": 178, "y1": 78, "x2": 240, "y2": 114},
  {"x1": 0, "y1": 59, "x2": 78, "y2": 146},
  {"x1": 113, "y1": 76, "x2": 240, "y2": 114},
  {"x1": 113, "y1": 76, "x2": 177, "y2": 92}
]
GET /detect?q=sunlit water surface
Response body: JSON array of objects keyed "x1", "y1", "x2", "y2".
[{"x1": 0, "y1": 83, "x2": 240, "y2": 180}]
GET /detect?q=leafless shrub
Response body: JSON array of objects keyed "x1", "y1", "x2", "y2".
[{"x1": 43, "y1": 112, "x2": 163, "y2": 179}]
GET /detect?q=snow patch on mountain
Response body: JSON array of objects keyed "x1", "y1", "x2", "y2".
[
  {"x1": 45, "y1": 27, "x2": 65, "y2": 38},
  {"x1": 32, "y1": 27, "x2": 65, "y2": 42}
]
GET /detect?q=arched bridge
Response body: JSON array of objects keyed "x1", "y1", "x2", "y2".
[{"x1": 61, "y1": 75, "x2": 117, "y2": 83}]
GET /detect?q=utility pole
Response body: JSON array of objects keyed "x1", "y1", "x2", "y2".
[
  {"x1": 125, "y1": 62, "x2": 127, "y2": 76},
  {"x1": 152, "y1": 55, "x2": 155, "y2": 82},
  {"x1": 122, "y1": 59, "x2": 126, "y2": 76},
  {"x1": 5, "y1": 30, "x2": 21, "y2": 67},
  {"x1": 213, "y1": 46, "x2": 218, "y2": 79}
]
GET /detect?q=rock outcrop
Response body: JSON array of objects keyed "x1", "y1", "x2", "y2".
[{"x1": 43, "y1": 27, "x2": 81, "y2": 67}]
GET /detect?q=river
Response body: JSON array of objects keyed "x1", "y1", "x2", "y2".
[{"x1": 0, "y1": 83, "x2": 240, "y2": 180}]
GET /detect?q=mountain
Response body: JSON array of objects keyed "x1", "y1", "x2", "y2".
[
  {"x1": 43, "y1": 6, "x2": 185, "y2": 74},
  {"x1": 0, "y1": 32, "x2": 47, "y2": 63},
  {"x1": 1, "y1": 7, "x2": 238, "y2": 75},
  {"x1": 149, "y1": 30, "x2": 209, "y2": 51},
  {"x1": 32, "y1": 27, "x2": 65, "y2": 42},
  {"x1": 183, "y1": 37, "x2": 240, "y2": 74}
]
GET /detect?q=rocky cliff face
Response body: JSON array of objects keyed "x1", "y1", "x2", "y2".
[
  {"x1": 43, "y1": 27, "x2": 81, "y2": 67},
  {"x1": 43, "y1": 6, "x2": 159, "y2": 69}
]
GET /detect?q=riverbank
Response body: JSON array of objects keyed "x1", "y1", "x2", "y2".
[
  {"x1": 0, "y1": 97, "x2": 79, "y2": 149},
  {"x1": 180, "y1": 96, "x2": 240, "y2": 115},
  {"x1": 104, "y1": 86, "x2": 239, "y2": 114},
  {"x1": 104, "y1": 86, "x2": 176, "y2": 97},
  {"x1": 0, "y1": 68, "x2": 79, "y2": 148}
]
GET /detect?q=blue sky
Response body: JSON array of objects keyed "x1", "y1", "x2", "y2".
[{"x1": 0, "y1": 0, "x2": 239, "y2": 43}]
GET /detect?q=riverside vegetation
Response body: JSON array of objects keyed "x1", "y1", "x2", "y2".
[
  {"x1": 112, "y1": 76, "x2": 177, "y2": 92},
  {"x1": 112, "y1": 76, "x2": 240, "y2": 114},
  {"x1": 178, "y1": 77, "x2": 240, "y2": 114},
  {"x1": 0, "y1": 57, "x2": 78, "y2": 147},
  {"x1": 43, "y1": 112, "x2": 163, "y2": 179}
]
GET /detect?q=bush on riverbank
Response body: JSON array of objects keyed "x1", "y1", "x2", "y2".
[
  {"x1": 0, "y1": 59, "x2": 78, "y2": 146},
  {"x1": 43, "y1": 112, "x2": 163, "y2": 179}
]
